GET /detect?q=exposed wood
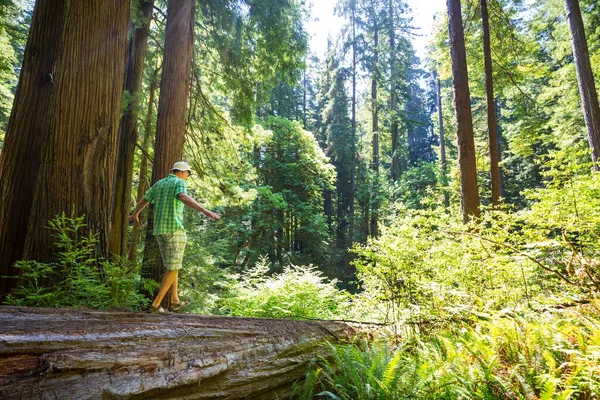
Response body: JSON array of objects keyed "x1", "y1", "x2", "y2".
[
  {"x1": 0, "y1": 307, "x2": 359, "y2": 399},
  {"x1": 446, "y1": 0, "x2": 481, "y2": 222}
]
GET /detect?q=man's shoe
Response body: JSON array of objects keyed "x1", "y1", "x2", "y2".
[
  {"x1": 147, "y1": 305, "x2": 167, "y2": 314},
  {"x1": 168, "y1": 301, "x2": 190, "y2": 312}
]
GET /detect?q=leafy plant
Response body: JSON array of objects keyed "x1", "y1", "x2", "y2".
[
  {"x1": 219, "y1": 256, "x2": 351, "y2": 319},
  {"x1": 6, "y1": 212, "x2": 151, "y2": 310}
]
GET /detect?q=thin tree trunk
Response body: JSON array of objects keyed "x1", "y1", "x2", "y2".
[
  {"x1": 481, "y1": 0, "x2": 501, "y2": 207},
  {"x1": 0, "y1": 0, "x2": 66, "y2": 297},
  {"x1": 389, "y1": 0, "x2": 399, "y2": 182},
  {"x1": 23, "y1": 0, "x2": 131, "y2": 262},
  {"x1": 0, "y1": 306, "x2": 360, "y2": 399},
  {"x1": 128, "y1": 70, "x2": 159, "y2": 263},
  {"x1": 436, "y1": 74, "x2": 450, "y2": 209},
  {"x1": 564, "y1": 0, "x2": 600, "y2": 170},
  {"x1": 110, "y1": 0, "x2": 155, "y2": 257},
  {"x1": 143, "y1": 0, "x2": 195, "y2": 286},
  {"x1": 349, "y1": 0, "x2": 357, "y2": 247},
  {"x1": 495, "y1": 98, "x2": 504, "y2": 198},
  {"x1": 370, "y1": 29, "x2": 379, "y2": 238},
  {"x1": 447, "y1": 0, "x2": 480, "y2": 223}
]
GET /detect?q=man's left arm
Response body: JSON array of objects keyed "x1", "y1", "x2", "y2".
[{"x1": 178, "y1": 193, "x2": 220, "y2": 220}]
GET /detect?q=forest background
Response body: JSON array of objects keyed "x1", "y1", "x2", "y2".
[{"x1": 1, "y1": 0, "x2": 600, "y2": 397}]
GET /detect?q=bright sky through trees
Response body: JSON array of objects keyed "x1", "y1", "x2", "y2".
[{"x1": 307, "y1": 0, "x2": 446, "y2": 60}]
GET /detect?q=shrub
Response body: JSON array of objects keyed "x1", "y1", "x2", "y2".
[
  {"x1": 5, "y1": 212, "x2": 151, "y2": 310},
  {"x1": 219, "y1": 256, "x2": 351, "y2": 319}
]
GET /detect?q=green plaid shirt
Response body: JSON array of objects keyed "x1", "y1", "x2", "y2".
[{"x1": 144, "y1": 174, "x2": 187, "y2": 235}]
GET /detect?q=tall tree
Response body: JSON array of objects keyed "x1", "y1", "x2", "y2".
[
  {"x1": 22, "y1": 0, "x2": 130, "y2": 262},
  {"x1": 564, "y1": 0, "x2": 600, "y2": 169},
  {"x1": 143, "y1": 0, "x2": 195, "y2": 283},
  {"x1": 435, "y1": 71, "x2": 450, "y2": 209},
  {"x1": 0, "y1": 0, "x2": 66, "y2": 296},
  {"x1": 370, "y1": 25, "x2": 379, "y2": 237},
  {"x1": 447, "y1": 0, "x2": 480, "y2": 222},
  {"x1": 110, "y1": 0, "x2": 154, "y2": 257},
  {"x1": 481, "y1": 0, "x2": 501, "y2": 206},
  {"x1": 389, "y1": 0, "x2": 400, "y2": 182}
]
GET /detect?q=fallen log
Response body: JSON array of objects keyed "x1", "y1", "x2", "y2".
[{"x1": 0, "y1": 306, "x2": 359, "y2": 399}]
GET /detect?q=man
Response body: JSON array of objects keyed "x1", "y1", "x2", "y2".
[{"x1": 128, "y1": 161, "x2": 220, "y2": 313}]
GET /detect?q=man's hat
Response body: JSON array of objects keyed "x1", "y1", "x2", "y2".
[{"x1": 172, "y1": 161, "x2": 192, "y2": 174}]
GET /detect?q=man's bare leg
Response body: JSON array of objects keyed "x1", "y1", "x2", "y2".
[
  {"x1": 170, "y1": 273, "x2": 180, "y2": 304},
  {"x1": 151, "y1": 270, "x2": 178, "y2": 308}
]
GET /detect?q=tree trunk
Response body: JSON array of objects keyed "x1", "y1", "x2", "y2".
[
  {"x1": 128, "y1": 70, "x2": 159, "y2": 263},
  {"x1": 389, "y1": 0, "x2": 399, "y2": 182},
  {"x1": 370, "y1": 29, "x2": 379, "y2": 238},
  {"x1": 447, "y1": 0, "x2": 480, "y2": 222},
  {"x1": 0, "y1": 306, "x2": 360, "y2": 399},
  {"x1": 564, "y1": 0, "x2": 600, "y2": 170},
  {"x1": 110, "y1": 0, "x2": 155, "y2": 257},
  {"x1": 23, "y1": 0, "x2": 130, "y2": 262},
  {"x1": 481, "y1": 0, "x2": 501, "y2": 207},
  {"x1": 349, "y1": 0, "x2": 357, "y2": 248},
  {"x1": 143, "y1": 0, "x2": 195, "y2": 285},
  {"x1": 436, "y1": 74, "x2": 450, "y2": 209},
  {"x1": 0, "y1": 0, "x2": 66, "y2": 297}
]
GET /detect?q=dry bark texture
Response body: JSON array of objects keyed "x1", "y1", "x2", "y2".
[{"x1": 0, "y1": 307, "x2": 358, "y2": 399}]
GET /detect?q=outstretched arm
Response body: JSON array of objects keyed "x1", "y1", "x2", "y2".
[
  {"x1": 128, "y1": 198, "x2": 149, "y2": 223},
  {"x1": 178, "y1": 193, "x2": 221, "y2": 220}
]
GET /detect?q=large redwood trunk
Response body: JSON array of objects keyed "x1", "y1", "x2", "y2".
[
  {"x1": 481, "y1": 0, "x2": 501, "y2": 207},
  {"x1": 447, "y1": 0, "x2": 480, "y2": 222},
  {"x1": 0, "y1": 0, "x2": 66, "y2": 297},
  {"x1": 143, "y1": 0, "x2": 195, "y2": 285},
  {"x1": 110, "y1": 0, "x2": 155, "y2": 257},
  {"x1": 0, "y1": 307, "x2": 359, "y2": 399},
  {"x1": 23, "y1": 0, "x2": 130, "y2": 262},
  {"x1": 564, "y1": 0, "x2": 600, "y2": 169}
]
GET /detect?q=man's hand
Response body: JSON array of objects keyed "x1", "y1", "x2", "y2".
[
  {"x1": 128, "y1": 214, "x2": 139, "y2": 224},
  {"x1": 205, "y1": 210, "x2": 221, "y2": 220}
]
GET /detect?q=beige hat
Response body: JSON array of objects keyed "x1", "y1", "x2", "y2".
[{"x1": 172, "y1": 161, "x2": 192, "y2": 173}]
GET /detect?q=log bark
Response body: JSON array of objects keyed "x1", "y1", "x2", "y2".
[{"x1": 0, "y1": 307, "x2": 359, "y2": 399}]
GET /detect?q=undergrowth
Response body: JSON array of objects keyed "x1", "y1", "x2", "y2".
[
  {"x1": 296, "y1": 301, "x2": 600, "y2": 399},
  {"x1": 5, "y1": 212, "x2": 152, "y2": 310}
]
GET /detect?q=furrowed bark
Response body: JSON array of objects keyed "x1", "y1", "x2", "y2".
[{"x1": 0, "y1": 307, "x2": 360, "y2": 399}]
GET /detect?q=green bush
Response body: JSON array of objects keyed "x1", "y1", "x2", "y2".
[
  {"x1": 6, "y1": 212, "x2": 151, "y2": 310},
  {"x1": 219, "y1": 256, "x2": 351, "y2": 319}
]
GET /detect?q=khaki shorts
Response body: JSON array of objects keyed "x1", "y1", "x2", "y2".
[{"x1": 156, "y1": 230, "x2": 186, "y2": 271}]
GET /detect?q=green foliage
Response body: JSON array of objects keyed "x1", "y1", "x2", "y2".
[
  {"x1": 351, "y1": 170, "x2": 600, "y2": 325},
  {"x1": 6, "y1": 212, "x2": 151, "y2": 310},
  {"x1": 302, "y1": 303, "x2": 600, "y2": 399},
  {"x1": 219, "y1": 256, "x2": 351, "y2": 319}
]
